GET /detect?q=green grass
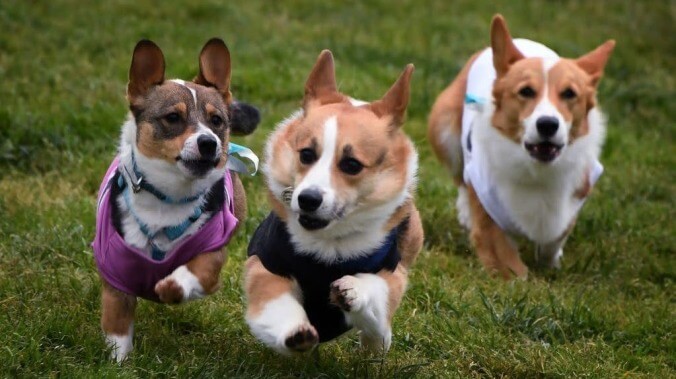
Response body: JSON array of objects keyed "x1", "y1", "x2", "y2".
[{"x1": 1, "y1": 0, "x2": 674, "y2": 377}]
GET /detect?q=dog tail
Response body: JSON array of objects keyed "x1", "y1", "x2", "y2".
[
  {"x1": 229, "y1": 100, "x2": 260, "y2": 136},
  {"x1": 427, "y1": 52, "x2": 480, "y2": 185}
]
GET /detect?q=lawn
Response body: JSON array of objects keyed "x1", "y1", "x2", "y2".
[{"x1": 0, "y1": 0, "x2": 673, "y2": 377}]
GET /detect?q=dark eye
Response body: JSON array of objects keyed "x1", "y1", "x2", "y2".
[
  {"x1": 560, "y1": 88, "x2": 577, "y2": 100},
  {"x1": 299, "y1": 148, "x2": 318, "y2": 165},
  {"x1": 338, "y1": 157, "x2": 363, "y2": 175},
  {"x1": 164, "y1": 112, "x2": 181, "y2": 123},
  {"x1": 518, "y1": 86, "x2": 536, "y2": 98},
  {"x1": 210, "y1": 114, "x2": 224, "y2": 127}
]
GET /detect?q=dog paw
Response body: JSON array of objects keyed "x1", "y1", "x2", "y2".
[
  {"x1": 284, "y1": 324, "x2": 318, "y2": 352},
  {"x1": 330, "y1": 276, "x2": 364, "y2": 312},
  {"x1": 155, "y1": 278, "x2": 184, "y2": 304}
]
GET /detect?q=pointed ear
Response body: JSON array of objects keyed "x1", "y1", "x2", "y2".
[
  {"x1": 369, "y1": 64, "x2": 414, "y2": 127},
  {"x1": 194, "y1": 38, "x2": 232, "y2": 102},
  {"x1": 304, "y1": 50, "x2": 342, "y2": 108},
  {"x1": 127, "y1": 40, "x2": 165, "y2": 101},
  {"x1": 490, "y1": 14, "x2": 524, "y2": 77},
  {"x1": 576, "y1": 40, "x2": 615, "y2": 87}
]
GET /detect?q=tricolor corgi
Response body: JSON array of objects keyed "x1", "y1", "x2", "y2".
[
  {"x1": 92, "y1": 38, "x2": 259, "y2": 361},
  {"x1": 244, "y1": 50, "x2": 423, "y2": 354},
  {"x1": 428, "y1": 15, "x2": 615, "y2": 279}
]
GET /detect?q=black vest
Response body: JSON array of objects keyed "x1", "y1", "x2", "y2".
[{"x1": 248, "y1": 212, "x2": 402, "y2": 342}]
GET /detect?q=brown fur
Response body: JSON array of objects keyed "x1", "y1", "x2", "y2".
[
  {"x1": 244, "y1": 256, "x2": 296, "y2": 317},
  {"x1": 99, "y1": 39, "x2": 252, "y2": 350},
  {"x1": 245, "y1": 50, "x2": 423, "y2": 351},
  {"x1": 427, "y1": 14, "x2": 614, "y2": 279}
]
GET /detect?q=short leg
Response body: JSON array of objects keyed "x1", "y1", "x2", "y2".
[
  {"x1": 536, "y1": 238, "x2": 567, "y2": 269},
  {"x1": 467, "y1": 185, "x2": 528, "y2": 279},
  {"x1": 456, "y1": 185, "x2": 471, "y2": 230},
  {"x1": 155, "y1": 249, "x2": 226, "y2": 303},
  {"x1": 101, "y1": 281, "x2": 136, "y2": 362},
  {"x1": 244, "y1": 256, "x2": 318, "y2": 355},
  {"x1": 330, "y1": 265, "x2": 408, "y2": 352}
]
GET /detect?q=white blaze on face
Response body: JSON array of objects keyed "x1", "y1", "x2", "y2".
[
  {"x1": 171, "y1": 79, "x2": 197, "y2": 106},
  {"x1": 522, "y1": 57, "x2": 569, "y2": 146},
  {"x1": 292, "y1": 116, "x2": 338, "y2": 215}
]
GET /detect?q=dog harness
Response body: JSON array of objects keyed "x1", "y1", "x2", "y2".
[
  {"x1": 248, "y1": 212, "x2": 403, "y2": 342},
  {"x1": 93, "y1": 143, "x2": 257, "y2": 302},
  {"x1": 461, "y1": 39, "x2": 603, "y2": 236}
]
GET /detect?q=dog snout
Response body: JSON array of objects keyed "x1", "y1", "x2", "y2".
[
  {"x1": 298, "y1": 189, "x2": 323, "y2": 212},
  {"x1": 197, "y1": 135, "x2": 218, "y2": 157},
  {"x1": 536, "y1": 116, "x2": 559, "y2": 139}
]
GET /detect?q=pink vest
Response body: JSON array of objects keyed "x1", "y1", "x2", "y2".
[{"x1": 92, "y1": 158, "x2": 238, "y2": 302}]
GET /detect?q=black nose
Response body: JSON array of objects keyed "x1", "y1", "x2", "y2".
[
  {"x1": 536, "y1": 116, "x2": 559, "y2": 138},
  {"x1": 297, "y1": 189, "x2": 323, "y2": 212},
  {"x1": 197, "y1": 135, "x2": 218, "y2": 157}
]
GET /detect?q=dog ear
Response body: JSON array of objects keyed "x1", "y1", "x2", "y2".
[
  {"x1": 127, "y1": 40, "x2": 165, "y2": 102},
  {"x1": 490, "y1": 14, "x2": 524, "y2": 77},
  {"x1": 228, "y1": 101, "x2": 260, "y2": 136},
  {"x1": 304, "y1": 50, "x2": 343, "y2": 109},
  {"x1": 195, "y1": 38, "x2": 232, "y2": 103},
  {"x1": 370, "y1": 64, "x2": 414, "y2": 128},
  {"x1": 575, "y1": 40, "x2": 615, "y2": 87}
]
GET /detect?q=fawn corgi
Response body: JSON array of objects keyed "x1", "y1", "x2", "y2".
[
  {"x1": 244, "y1": 50, "x2": 423, "y2": 355},
  {"x1": 428, "y1": 15, "x2": 615, "y2": 279},
  {"x1": 92, "y1": 38, "x2": 259, "y2": 361}
]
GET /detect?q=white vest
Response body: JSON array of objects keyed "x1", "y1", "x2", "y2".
[{"x1": 461, "y1": 39, "x2": 603, "y2": 236}]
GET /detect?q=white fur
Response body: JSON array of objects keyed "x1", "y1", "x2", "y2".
[
  {"x1": 471, "y1": 98, "x2": 605, "y2": 244},
  {"x1": 458, "y1": 40, "x2": 606, "y2": 247},
  {"x1": 117, "y1": 113, "x2": 225, "y2": 255},
  {"x1": 171, "y1": 79, "x2": 197, "y2": 106},
  {"x1": 156, "y1": 265, "x2": 204, "y2": 302},
  {"x1": 264, "y1": 107, "x2": 418, "y2": 263},
  {"x1": 246, "y1": 290, "x2": 312, "y2": 355},
  {"x1": 106, "y1": 323, "x2": 133, "y2": 363},
  {"x1": 291, "y1": 116, "x2": 339, "y2": 218},
  {"x1": 522, "y1": 58, "x2": 570, "y2": 148},
  {"x1": 333, "y1": 274, "x2": 392, "y2": 351},
  {"x1": 456, "y1": 186, "x2": 471, "y2": 230}
]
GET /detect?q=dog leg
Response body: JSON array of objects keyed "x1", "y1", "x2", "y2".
[
  {"x1": 468, "y1": 185, "x2": 528, "y2": 279},
  {"x1": 244, "y1": 256, "x2": 318, "y2": 355},
  {"x1": 101, "y1": 281, "x2": 136, "y2": 362},
  {"x1": 330, "y1": 266, "x2": 408, "y2": 352},
  {"x1": 456, "y1": 186, "x2": 471, "y2": 230},
  {"x1": 536, "y1": 237, "x2": 567, "y2": 269},
  {"x1": 155, "y1": 249, "x2": 226, "y2": 304}
]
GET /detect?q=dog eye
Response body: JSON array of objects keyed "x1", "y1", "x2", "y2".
[
  {"x1": 338, "y1": 158, "x2": 363, "y2": 175},
  {"x1": 560, "y1": 88, "x2": 577, "y2": 100},
  {"x1": 299, "y1": 148, "x2": 318, "y2": 165},
  {"x1": 210, "y1": 115, "x2": 224, "y2": 127},
  {"x1": 164, "y1": 113, "x2": 181, "y2": 123},
  {"x1": 518, "y1": 86, "x2": 536, "y2": 98}
]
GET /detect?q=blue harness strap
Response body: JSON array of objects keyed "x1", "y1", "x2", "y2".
[{"x1": 117, "y1": 174, "x2": 204, "y2": 261}]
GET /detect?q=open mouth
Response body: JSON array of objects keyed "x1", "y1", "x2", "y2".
[
  {"x1": 298, "y1": 214, "x2": 330, "y2": 230},
  {"x1": 176, "y1": 156, "x2": 221, "y2": 176},
  {"x1": 525, "y1": 142, "x2": 563, "y2": 163}
]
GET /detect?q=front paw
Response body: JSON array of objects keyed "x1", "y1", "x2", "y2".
[
  {"x1": 330, "y1": 275, "x2": 364, "y2": 312},
  {"x1": 284, "y1": 323, "x2": 319, "y2": 353},
  {"x1": 155, "y1": 278, "x2": 184, "y2": 304}
]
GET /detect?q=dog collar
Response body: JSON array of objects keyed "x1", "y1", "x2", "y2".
[
  {"x1": 122, "y1": 149, "x2": 207, "y2": 205},
  {"x1": 122, "y1": 142, "x2": 258, "y2": 205}
]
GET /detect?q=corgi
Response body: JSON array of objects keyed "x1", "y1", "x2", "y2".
[
  {"x1": 92, "y1": 38, "x2": 259, "y2": 361},
  {"x1": 428, "y1": 15, "x2": 615, "y2": 279},
  {"x1": 244, "y1": 50, "x2": 424, "y2": 355}
]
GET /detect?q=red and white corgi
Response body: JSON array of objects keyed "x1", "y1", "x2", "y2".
[
  {"x1": 93, "y1": 39, "x2": 258, "y2": 361},
  {"x1": 428, "y1": 15, "x2": 615, "y2": 279},
  {"x1": 244, "y1": 50, "x2": 423, "y2": 354}
]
